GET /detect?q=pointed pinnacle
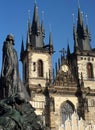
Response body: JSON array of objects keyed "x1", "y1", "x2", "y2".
[
  {"x1": 78, "y1": 0, "x2": 80, "y2": 9},
  {"x1": 72, "y1": 13, "x2": 75, "y2": 25},
  {"x1": 34, "y1": 0, "x2": 36, "y2": 4}
]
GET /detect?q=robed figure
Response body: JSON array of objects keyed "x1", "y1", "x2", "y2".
[
  {"x1": 0, "y1": 34, "x2": 22, "y2": 98},
  {"x1": 0, "y1": 35, "x2": 43, "y2": 130}
]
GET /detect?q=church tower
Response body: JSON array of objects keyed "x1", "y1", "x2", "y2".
[
  {"x1": 20, "y1": 2, "x2": 95, "y2": 129},
  {"x1": 69, "y1": 4, "x2": 95, "y2": 123},
  {"x1": 20, "y1": 3, "x2": 53, "y2": 116}
]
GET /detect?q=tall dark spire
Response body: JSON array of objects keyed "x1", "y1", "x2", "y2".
[
  {"x1": 49, "y1": 31, "x2": 54, "y2": 54},
  {"x1": 31, "y1": 3, "x2": 41, "y2": 35},
  {"x1": 26, "y1": 17, "x2": 31, "y2": 49},
  {"x1": 73, "y1": 24, "x2": 78, "y2": 51},
  {"x1": 73, "y1": 1, "x2": 91, "y2": 52},
  {"x1": 77, "y1": 0, "x2": 83, "y2": 26},
  {"x1": 21, "y1": 37, "x2": 24, "y2": 52},
  {"x1": 26, "y1": 31, "x2": 30, "y2": 49},
  {"x1": 41, "y1": 11, "x2": 45, "y2": 38},
  {"x1": 28, "y1": 3, "x2": 44, "y2": 48},
  {"x1": 67, "y1": 42, "x2": 70, "y2": 57},
  {"x1": 49, "y1": 31, "x2": 53, "y2": 46},
  {"x1": 20, "y1": 37, "x2": 24, "y2": 61},
  {"x1": 28, "y1": 10, "x2": 31, "y2": 35}
]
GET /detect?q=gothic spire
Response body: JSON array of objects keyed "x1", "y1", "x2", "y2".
[
  {"x1": 29, "y1": 3, "x2": 44, "y2": 48},
  {"x1": 26, "y1": 19, "x2": 31, "y2": 48},
  {"x1": 28, "y1": 10, "x2": 31, "y2": 35},
  {"x1": 67, "y1": 42, "x2": 70, "y2": 57},
  {"x1": 41, "y1": 11, "x2": 45, "y2": 38},
  {"x1": 49, "y1": 31, "x2": 54, "y2": 54},
  {"x1": 26, "y1": 31, "x2": 30, "y2": 48},
  {"x1": 31, "y1": 3, "x2": 41, "y2": 35},
  {"x1": 74, "y1": 0, "x2": 91, "y2": 51},
  {"x1": 77, "y1": 0, "x2": 83, "y2": 26},
  {"x1": 21, "y1": 37, "x2": 24, "y2": 52},
  {"x1": 73, "y1": 25, "x2": 78, "y2": 49},
  {"x1": 20, "y1": 37, "x2": 24, "y2": 60},
  {"x1": 49, "y1": 31, "x2": 53, "y2": 46},
  {"x1": 85, "y1": 15, "x2": 89, "y2": 33}
]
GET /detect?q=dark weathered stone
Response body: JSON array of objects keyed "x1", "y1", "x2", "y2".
[
  {"x1": 0, "y1": 34, "x2": 29, "y2": 100},
  {"x1": 0, "y1": 34, "x2": 44, "y2": 130},
  {"x1": 0, "y1": 93, "x2": 43, "y2": 130}
]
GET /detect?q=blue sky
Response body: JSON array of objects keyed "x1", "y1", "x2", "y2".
[{"x1": 0, "y1": 0, "x2": 95, "y2": 78}]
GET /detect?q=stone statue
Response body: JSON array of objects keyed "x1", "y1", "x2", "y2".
[
  {"x1": 0, "y1": 93, "x2": 42, "y2": 130},
  {"x1": 0, "y1": 34, "x2": 46, "y2": 130},
  {"x1": 1, "y1": 34, "x2": 21, "y2": 98},
  {"x1": 0, "y1": 34, "x2": 29, "y2": 100}
]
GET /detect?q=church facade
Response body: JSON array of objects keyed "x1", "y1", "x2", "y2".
[{"x1": 20, "y1": 3, "x2": 95, "y2": 130}]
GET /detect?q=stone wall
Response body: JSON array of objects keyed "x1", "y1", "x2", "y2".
[{"x1": 77, "y1": 55, "x2": 95, "y2": 89}]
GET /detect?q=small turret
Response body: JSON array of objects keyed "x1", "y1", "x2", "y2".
[
  {"x1": 26, "y1": 28, "x2": 31, "y2": 49},
  {"x1": 73, "y1": 24, "x2": 79, "y2": 52},
  {"x1": 20, "y1": 38, "x2": 24, "y2": 61},
  {"x1": 67, "y1": 43, "x2": 70, "y2": 59},
  {"x1": 73, "y1": 0, "x2": 91, "y2": 52},
  {"x1": 41, "y1": 11, "x2": 45, "y2": 38},
  {"x1": 26, "y1": 11, "x2": 31, "y2": 50},
  {"x1": 49, "y1": 31, "x2": 54, "y2": 54},
  {"x1": 31, "y1": 3, "x2": 41, "y2": 35},
  {"x1": 41, "y1": 11, "x2": 45, "y2": 46}
]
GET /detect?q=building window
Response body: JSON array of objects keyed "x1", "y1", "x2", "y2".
[
  {"x1": 84, "y1": 58, "x2": 86, "y2": 60},
  {"x1": 33, "y1": 62, "x2": 36, "y2": 71},
  {"x1": 61, "y1": 101, "x2": 74, "y2": 124},
  {"x1": 87, "y1": 63, "x2": 94, "y2": 79},
  {"x1": 92, "y1": 58, "x2": 94, "y2": 61},
  {"x1": 38, "y1": 60, "x2": 43, "y2": 77}
]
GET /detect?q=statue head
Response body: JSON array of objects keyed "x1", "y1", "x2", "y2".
[{"x1": 6, "y1": 34, "x2": 14, "y2": 45}]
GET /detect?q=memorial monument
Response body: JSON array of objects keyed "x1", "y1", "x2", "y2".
[{"x1": 0, "y1": 34, "x2": 44, "y2": 130}]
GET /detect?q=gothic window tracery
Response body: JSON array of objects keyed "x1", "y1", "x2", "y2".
[
  {"x1": 87, "y1": 63, "x2": 93, "y2": 79},
  {"x1": 61, "y1": 101, "x2": 74, "y2": 124},
  {"x1": 38, "y1": 60, "x2": 43, "y2": 77}
]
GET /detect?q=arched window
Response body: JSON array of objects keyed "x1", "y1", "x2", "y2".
[
  {"x1": 38, "y1": 60, "x2": 43, "y2": 77},
  {"x1": 87, "y1": 63, "x2": 93, "y2": 79},
  {"x1": 61, "y1": 101, "x2": 74, "y2": 124}
]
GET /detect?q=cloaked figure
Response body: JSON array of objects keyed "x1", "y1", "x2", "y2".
[{"x1": 0, "y1": 34, "x2": 28, "y2": 99}]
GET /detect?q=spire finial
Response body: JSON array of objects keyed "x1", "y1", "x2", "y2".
[
  {"x1": 42, "y1": 11, "x2": 44, "y2": 21},
  {"x1": 27, "y1": 10, "x2": 31, "y2": 34},
  {"x1": 28, "y1": 10, "x2": 30, "y2": 21},
  {"x1": 67, "y1": 38, "x2": 69, "y2": 45},
  {"x1": 81, "y1": 11, "x2": 83, "y2": 17},
  {"x1": 41, "y1": 11, "x2": 45, "y2": 38},
  {"x1": 85, "y1": 15, "x2": 88, "y2": 26},
  {"x1": 72, "y1": 13, "x2": 75, "y2": 25},
  {"x1": 34, "y1": 0, "x2": 36, "y2": 4},
  {"x1": 49, "y1": 24, "x2": 52, "y2": 32},
  {"x1": 67, "y1": 39, "x2": 70, "y2": 57},
  {"x1": 78, "y1": 0, "x2": 80, "y2": 9},
  {"x1": 20, "y1": 36, "x2": 24, "y2": 60}
]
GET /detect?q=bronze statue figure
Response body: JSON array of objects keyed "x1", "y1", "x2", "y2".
[
  {"x1": 0, "y1": 34, "x2": 29, "y2": 100},
  {"x1": 0, "y1": 34, "x2": 44, "y2": 130},
  {"x1": 1, "y1": 34, "x2": 21, "y2": 98}
]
